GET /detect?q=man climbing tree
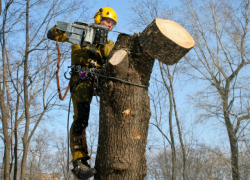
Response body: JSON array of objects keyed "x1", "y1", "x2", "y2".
[{"x1": 47, "y1": 7, "x2": 117, "y2": 180}]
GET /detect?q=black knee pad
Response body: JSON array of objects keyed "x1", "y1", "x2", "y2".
[{"x1": 73, "y1": 102, "x2": 90, "y2": 135}]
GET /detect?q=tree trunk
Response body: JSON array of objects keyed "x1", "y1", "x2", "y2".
[
  {"x1": 14, "y1": 82, "x2": 20, "y2": 180},
  {"x1": 167, "y1": 65, "x2": 187, "y2": 180},
  {"x1": 95, "y1": 34, "x2": 154, "y2": 179},
  {"x1": 21, "y1": 1, "x2": 30, "y2": 179},
  {"x1": 1, "y1": 54, "x2": 11, "y2": 179},
  {"x1": 14, "y1": 120, "x2": 18, "y2": 180},
  {"x1": 1, "y1": 3, "x2": 11, "y2": 179},
  {"x1": 95, "y1": 18, "x2": 194, "y2": 179},
  {"x1": 3, "y1": 143, "x2": 11, "y2": 180},
  {"x1": 222, "y1": 93, "x2": 239, "y2": 180}
]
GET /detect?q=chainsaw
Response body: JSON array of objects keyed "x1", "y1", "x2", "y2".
[{"x1": 55, "y1": 21, "x2": 109, "y2": 48}]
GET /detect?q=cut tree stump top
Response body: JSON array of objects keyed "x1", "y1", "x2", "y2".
[
  {"x1": 139, "y1": 18, "x2": 195, "y2": 65},
  {"x1": 156, "y1": 18, "x2": 195, "y2": 49}
]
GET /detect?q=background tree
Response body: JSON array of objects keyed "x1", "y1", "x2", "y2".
[
  {"x1": 0, "y1": 0, "x2": 91, "y2": 179},
  {"x1": 179, "y1": 0, "x2": 250, "y2": 179},
  {"x1": 146, "y1": 144, "x2": 233, "y2": 179}
]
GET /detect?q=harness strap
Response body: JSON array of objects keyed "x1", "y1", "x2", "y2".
[
  {"x1": 70, "y1": 65, "x2": 90, "y2": 73},
  {"x1": 87, "y1": 71, "x2": 150, "y2": 88},
  {"x1": 55, "y1": 30, "x2": 71, "y2": 100},
  {"x1": 71, "y1": 145, "x2": 87, "y2": 151},
  {"x1": 71, "y1": 135, "x2": 86, "y2": 142}
]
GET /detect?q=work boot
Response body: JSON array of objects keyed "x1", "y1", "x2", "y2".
[{"x1": 72, "y1": 158, "x2": 97, "y2": 180}]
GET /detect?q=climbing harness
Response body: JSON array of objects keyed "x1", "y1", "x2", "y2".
[
  {"x1": 87, "y1": 71, "x2": 150, "y2": 88},
  {"x1": 65, "y1": 65, "x2": 149, "y2": 96},
  {"x1": 66, "y1": 67, "x2": 149, "y2": 98}
]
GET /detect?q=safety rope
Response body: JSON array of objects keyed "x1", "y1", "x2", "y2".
[
  {"x1": 85, "y1": 71, "x2": 149, "y2": 88},
  {"x1": 55, "y1": 30, "x2": 70, "y2": 100},
  {"x1": 66, "y1": 95, "x2": 71, "y2": 180}
]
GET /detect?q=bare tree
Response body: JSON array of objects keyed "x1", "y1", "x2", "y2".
[
  {"x1": 1, "y1": 1, "x2": 20, "y2": 179},
  {"x1": 0, "y1": 0, "x2": 91, "y2": 179},
  {"x1": 146, "y1": 143, "x2": 234, "y2": 180},
  {"x1": 21, "y1": 128, "x2": 77, "y2": 180},
  {"x1": 160, "y1": 63, "x2": 187, "y2": 180},
  {"x1": 179, "y1": 0, "x2": 250, "y2": 179}
]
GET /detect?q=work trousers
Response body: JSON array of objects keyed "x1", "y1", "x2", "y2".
[{"x1": 70, "y1": 72, "x2": 93, "y2": 162}]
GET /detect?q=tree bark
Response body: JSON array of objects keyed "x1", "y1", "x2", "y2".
[{"x1": 95, "y1": 34, "x2": 154, "y2": 179}]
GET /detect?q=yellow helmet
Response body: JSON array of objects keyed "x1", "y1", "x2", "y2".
[{"x1": 94, "y1": 7, "x2": 117, "y2": 25}]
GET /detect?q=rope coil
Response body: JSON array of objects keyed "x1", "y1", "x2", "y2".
[{"x1": 55, "y1": 31, "x2": 70, "y2": 100}]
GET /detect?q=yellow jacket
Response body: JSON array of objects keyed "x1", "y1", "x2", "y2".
[{"x1": 49, "y1": 26, "x2": 114, "y2": 68}]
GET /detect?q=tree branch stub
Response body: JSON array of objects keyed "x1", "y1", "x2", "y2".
[{"x1": 139, "y1": 18, "x2": 195, "y2": 65}]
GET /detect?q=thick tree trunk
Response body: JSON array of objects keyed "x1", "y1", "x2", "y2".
[
  {"x1": 95, "y1": 18, "x2": 194, "y2": 179},
  {"x1": 95, "y1": 34, "x2": 154, "y2": 179}
]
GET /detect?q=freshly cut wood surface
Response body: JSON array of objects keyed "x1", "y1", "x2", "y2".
[
  {"x1": 108, "y1": 49, "x2": 128, "y2": 79},
  {"x1": 139, "y1": 18, "x2": 195, "y2": 65},
  {"x1": 109, "y1": 49, "x2": 127, "y2": 65},
  {"x1": 156, "y1": 18, "x2": 195, "y2": 49}
]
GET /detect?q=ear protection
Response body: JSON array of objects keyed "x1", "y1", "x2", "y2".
[{"x1": 94, "y1": 8, "x2": 103, "y2": 24}]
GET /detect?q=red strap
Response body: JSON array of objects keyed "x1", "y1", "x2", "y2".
[{"x1": 55, "y1": 31, "x2": 70, "y2": 100}]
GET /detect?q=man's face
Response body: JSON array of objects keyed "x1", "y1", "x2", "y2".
[{"x1": 99, "y1": 18, "x2": 115, "y2": 31}]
